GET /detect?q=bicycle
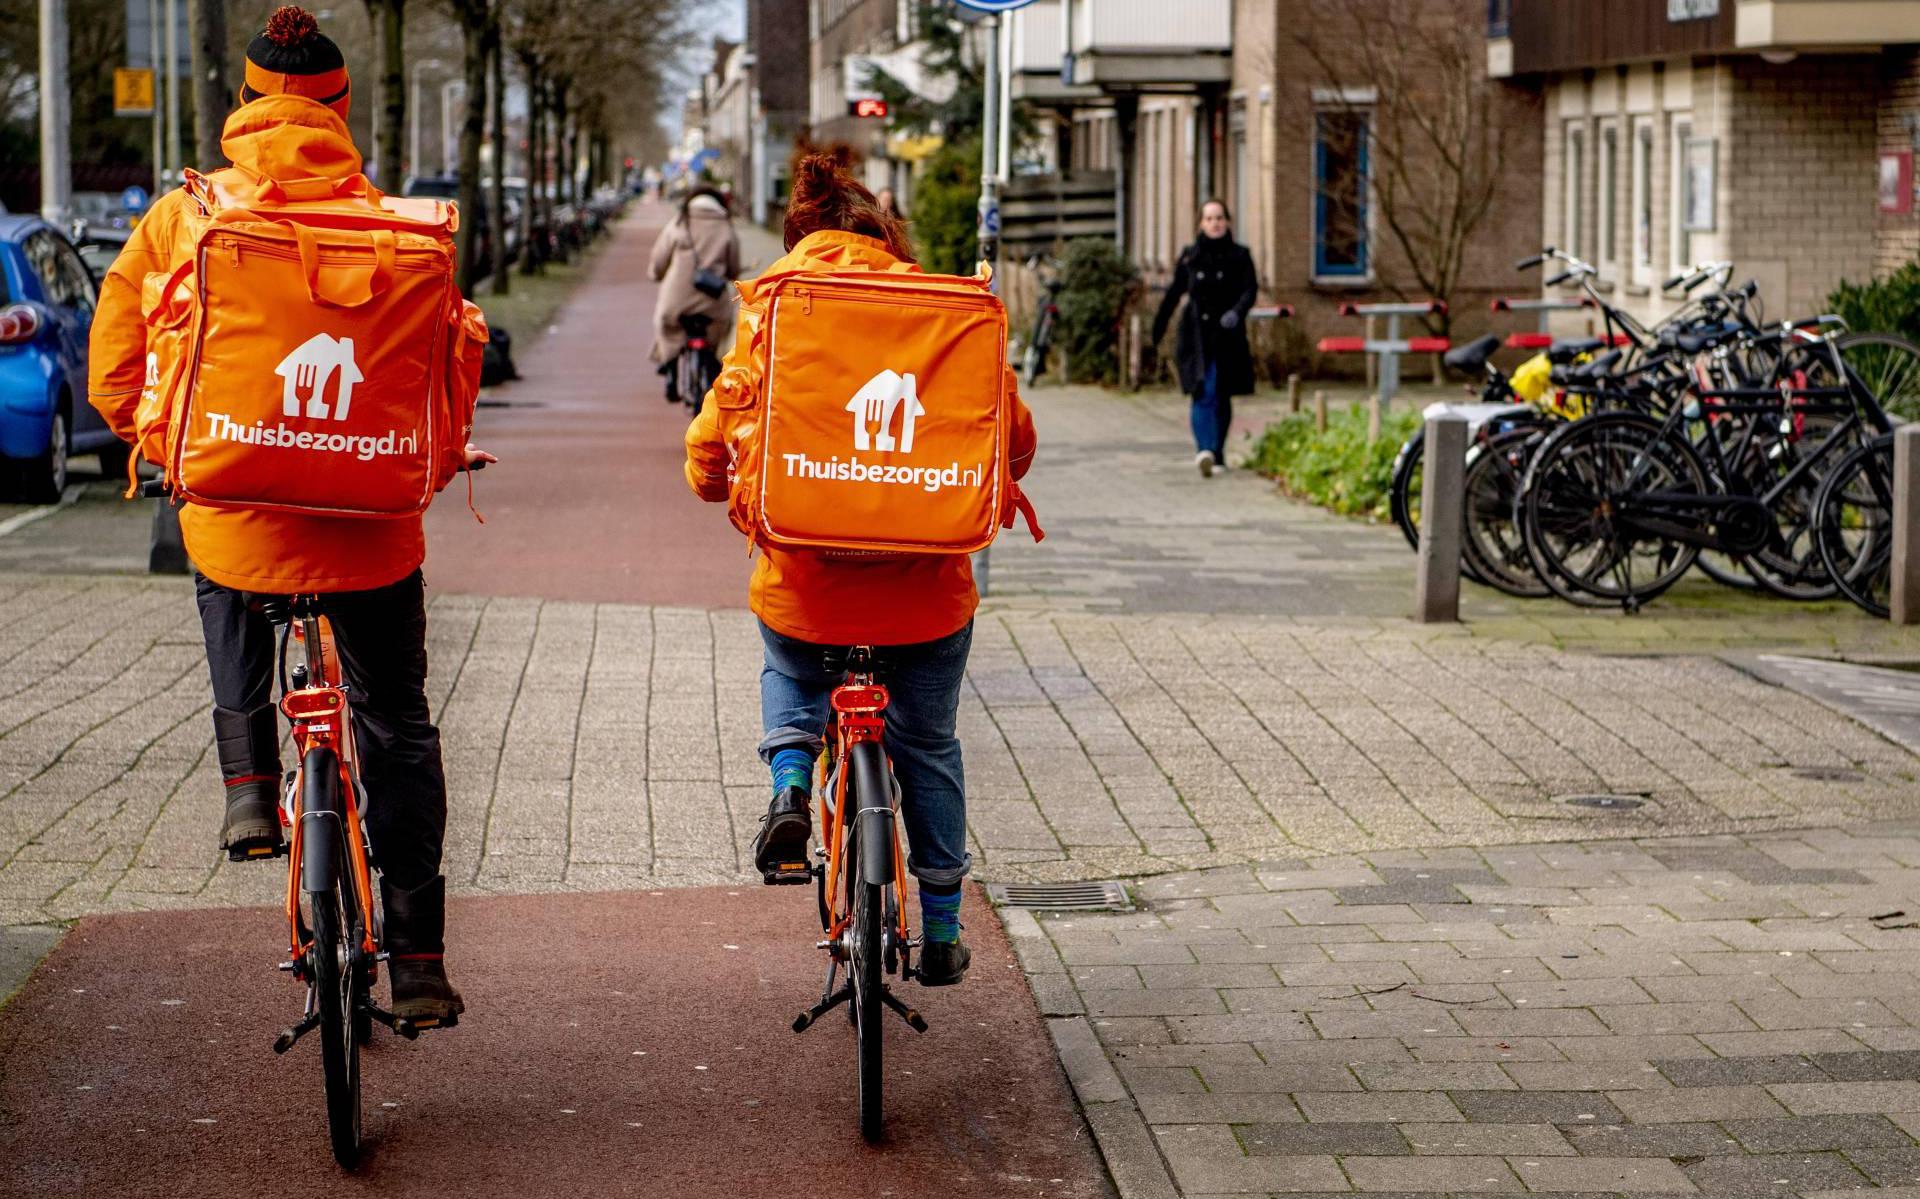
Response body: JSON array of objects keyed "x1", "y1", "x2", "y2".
[
  {"x1": 263, "y1": 593, "x2": 447, "y2": 1166},
  {"x1": 782, "y1": 646, "x2": 928, "y2": 1143},
  {"x1": 1021, "y1": 256, "x2": 1063, "y2": 387},
  {"x1": 676, "y1": 312, "x2": 721, "y2": 417}
]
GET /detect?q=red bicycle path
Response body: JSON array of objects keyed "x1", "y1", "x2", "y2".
[
  {"x1": 0, "y1": 211, "x2": 1113, "y2": 1196},
  {"x1": 423, "y1": 204, "x2": 750, "y2": 609},
  {"x1": 0, "y1": 887, "x2": 1108, "y2": 1197}
]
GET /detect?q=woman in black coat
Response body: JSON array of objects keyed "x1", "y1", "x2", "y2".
[{"x1": 1150, "y1": 199, "x2": 1258, "y2": 477}]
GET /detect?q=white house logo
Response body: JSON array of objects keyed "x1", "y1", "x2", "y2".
[
  {"x1": 781, "y1": 367, "x2": 983, "y2": 495},
  {"x1": 276, "y1": 333, "x2": 364, "y2": 420},
  {"x1": 845, "y1": 369, "x2": 925, "y2": 453}
]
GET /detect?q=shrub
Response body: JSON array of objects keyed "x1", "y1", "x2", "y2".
[
  {"x1": 908, "y1": 136, "x2": 981, "y2": 277},
  {"x1": 1246, "y1": 405, "x2": 1421, "y2": 522},
  {"x1": 1056, "y1": 237, "x2": 1138, "y2": 385},
  {"x1": 1828, "y1": 261, "x2": 1920, "y2": 344}
]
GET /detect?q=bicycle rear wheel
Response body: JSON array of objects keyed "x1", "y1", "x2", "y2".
[
  {"x1": 841, "y1": 751, "x2": 886, "y2": 1143},
  {"x1": 303, "y1": 750, "x2": 362, "y2": 1168},
  {"x1": 1815, "y1": 433, "x2": 1894, "y2": 618},
  {"x1": 1461, "y1": 425, "x2": 1551, "y2": 598}
]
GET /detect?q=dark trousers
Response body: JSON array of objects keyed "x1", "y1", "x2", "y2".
[
  {"x1": 1190, "y1": 361, "x2": 1231, "y2": 460},
  {"x1": 194, "y1": 570, "x2": 448, "y2": 889}
]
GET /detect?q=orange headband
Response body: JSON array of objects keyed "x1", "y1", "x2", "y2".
[{"x1": 242, "y1": 59, "x2": 350, "y2": 115}]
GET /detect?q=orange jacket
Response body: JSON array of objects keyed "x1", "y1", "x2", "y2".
[
  {"x1": 685, "y1": 231, "x2": 1037, "y2": 646},
  {"x1": 89, "y1": 95, "x2": 426, "y2": 594}
]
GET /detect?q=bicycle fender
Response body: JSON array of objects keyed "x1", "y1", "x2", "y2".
[
  {"x1": 849, "y1": 742, "x2": 896, "y2": 887},
  {"x1": 299, "y1": 745, "x2": 344, "y2": 895}
]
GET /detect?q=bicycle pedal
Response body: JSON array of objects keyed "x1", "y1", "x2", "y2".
[
  {"x1": 227, "y1": 840, "x2": 288, "y2": 863},
  {"x1": 761, "y1": 862, "x2": 813, "y2": 886}
]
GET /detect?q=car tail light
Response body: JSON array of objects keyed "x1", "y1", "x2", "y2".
[{"x1": 0, "y1": 305, "x2": 41, "y2": 344}]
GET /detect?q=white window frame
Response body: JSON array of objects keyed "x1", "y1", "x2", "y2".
[
  {"x1": 1563, "y1": 121, "x2": 1586, "y2": 261},
  {"x1": 1631, "y1": 116, "x2": 1654, "y2": 288},
  {"x1": 1669, "y1": 115, "x2": 1693, "y2": 276},
  {"x1": 1597, "y1": 119, "x2": 1619, "y2": 281}
]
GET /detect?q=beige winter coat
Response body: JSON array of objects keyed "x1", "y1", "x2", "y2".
[{"x1": 649, "y1": 195, "x2": 742, "y2": 363}]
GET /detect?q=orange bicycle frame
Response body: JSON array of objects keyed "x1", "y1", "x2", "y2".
[{"x1": 817, "y1": 678, "x2": 911, "y2": 943}]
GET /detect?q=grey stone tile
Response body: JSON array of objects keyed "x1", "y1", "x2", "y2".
[
  {"x1": 1292, "y1": 1091, "x2": 1465, "y2": 1124},
  {"x1": 1239, "y1": 1121, "x2": 1410, "y2": 1156},
  {"x1": 1843, "y1": 1147, "x2": 1920, "y2": 1187},
  {"x1": 1341, "y1": 1155, "x2": 1524, "y2": 1193},
  {"x1": 1610, "y1": 1085, "x2": 1789, "y2": 1123},
  {"x1": 1558, "y1": 1122, "x2": 1742, "y2": 1158},
  {"x1": 1398, "y1": 1123, "x2": 1575, "y2": 1157},
  {"x1": 1812, "y1": 1051, "x2": 1920, "y2": 1081},
  {"x1": 1722, "y1": 1114, "x2": 1916, "y2": 1153},
  {"x1": 1136, "y1": 1092, "x2": 1304, "y2": 1124},
  {"x1": 1769, "y1": 1080, "x2": 1920, "y2": 1115},
  {"x1": 1683, "y1": 1151, "x2": 1872, "y2": 1195},
  {"x1": 1451, "y1": 1091, "x2": 1626, "y2": 1125},
  {"x1": 1512, "y1": 1156, "x2": 1697, "y2": 1193},
  {"x1": 1655, "y1": 1055, "x2": 1829, "y2": 1087}
]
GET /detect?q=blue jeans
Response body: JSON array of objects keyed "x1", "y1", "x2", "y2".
[
  {"x1": 757, "y1": 621, "x2": 973, "y2": 886},
  {"x1": 1190, "y1": 362, "x2": 1230, "y2": 459}
]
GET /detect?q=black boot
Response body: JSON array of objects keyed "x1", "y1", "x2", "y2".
[
  {"x1": 381, "y1": 875, "x2": 465, "y2": 1027},
  {"x1": 212, "y1": 705, "x2": 284, "y2": 861},
  {"x1": 917, "y1": 938, "x2": 972, "y2": 987},
  {"x1": 752, "y1": 786, "x2": 812, "y2": 883}
]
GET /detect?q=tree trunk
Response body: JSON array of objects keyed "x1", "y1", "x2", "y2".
[
  {"x1": 551, "y1": 78, "x2": 570, "y2": 208},
  {"x1": 490, "y1": 28, "x2": 509, "y2": 295},
  {"x1": 364, "y1": 0, "x2": 407, "y2": 186},
  {"x1": 454, "y1": 0, "x2": 489, "y2": 293},
  {"x1": 190, "y1": 0, "x2": 227, "y2": 169},
  {"x1": 519, "y1": 60, "x2": 541, "y2": 275}
]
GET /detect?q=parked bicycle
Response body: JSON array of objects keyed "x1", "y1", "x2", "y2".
[{"x1": 1021, "y1": 255, "x2": 1063, "y2": 387}]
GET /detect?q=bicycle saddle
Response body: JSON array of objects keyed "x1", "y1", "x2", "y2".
[
  {"x1": 1547, "y1": 337, "x2": 1604, "y2": 364},
  {"x1": 678, "y1": 312, "x2": 713, "y2": 336},
  {"x1": 1553, "y1": 349, "x2": 1622, "y2": 386},
  {"x1": 820, "y1": 646, "x2": 894, "y2": 676},
  {"x1": 1443, "y1": 334, "x2": 1502, "y2": 375}
]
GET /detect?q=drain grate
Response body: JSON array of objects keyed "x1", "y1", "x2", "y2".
[
  {"x1": 1791, "y1": 766, "x2": 1865, "y2": 783},
  {"x1": 1558, "y1": 793, "x2": 1646, "y2": 811},
  {"x1": 984, "y1": 881, "x2": 1131, "y2": 911}
]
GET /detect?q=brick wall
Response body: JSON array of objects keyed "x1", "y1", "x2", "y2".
[
  {"x1": 1877, "y1": 47, "x2": 1920, "y2": 274},
  {"x1": 1727, "y1": 54, "x2": 1878, "y2": 316}
]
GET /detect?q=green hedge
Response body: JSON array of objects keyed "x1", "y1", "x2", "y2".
[
  {"x1": 1056, "y1": 238, "x2": 1138, "y2": 384},
  {"x1": 1828, "y1": 261, "x2": 1920, "y2": 345},
  {"x1": 1246, "y1": 406, "x2": 1420, "y2": 522}
]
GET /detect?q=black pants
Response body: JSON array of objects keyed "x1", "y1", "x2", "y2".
[{"x1": 195, "y1": 570, "x2": 448, "y2": 889}]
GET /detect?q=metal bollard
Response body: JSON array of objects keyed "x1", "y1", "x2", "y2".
[
  {"x1": 1414, "y1": 407, "x2": 1467, "y2": 623},
  {"x1": 1313, "y1": 390, "x2": 1328, "y2": 433},
  {"x1": 1287, "y1": 372, "x2": 1301, "y2": 414},
  {"x1": 1894, "y1": 426, "x2": 1920, "y2": 623},
  {"x1": 1367, "y1": 394, "x2": 1381, "y2": 446}
]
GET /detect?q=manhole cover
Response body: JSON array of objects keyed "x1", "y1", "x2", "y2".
[
  {"x1": 984, "y1": 881, "x2": 1131, "y2": 911},
  {"x1": 1791, "y1": 766, "x2": 1865, "y2": 782},
  {"x1": 1558, "y1": 794, "x2": 1646, "y2": 811}
]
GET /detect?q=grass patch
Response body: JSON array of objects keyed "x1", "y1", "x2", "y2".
[
  {"x1": 474, "y1": 249, "x2": 601, "y2": 342},
  {"x1": 1246, "y1": 404, "x2": 1420, "y2": 522}
]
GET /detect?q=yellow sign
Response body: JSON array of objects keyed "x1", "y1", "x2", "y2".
[{"x1": 114, "y1": 68, "x2": 155, "y2": 117}]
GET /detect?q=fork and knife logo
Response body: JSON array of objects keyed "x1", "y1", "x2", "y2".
[{"x1": 274, "y1": 333, "x2": 366, "y2": 421}]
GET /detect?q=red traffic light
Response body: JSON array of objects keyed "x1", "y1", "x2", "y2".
[{"x1": 848, "y1": 98, "x2": 889, "y2": 118}]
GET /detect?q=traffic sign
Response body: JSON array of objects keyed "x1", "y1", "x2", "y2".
[
  {"x1": 953, "y1": 0, "x2": 1039, "y2": 10},
  {"x1": 120, "y1": 185, "x2": 149, "y2": 212},
  {"x1": 113, "y1": 68, "x2": 154, "y2": 117}
]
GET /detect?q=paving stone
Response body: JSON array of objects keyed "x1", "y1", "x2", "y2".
[
  {"x1": 1812, "y1": 1051, "x2": 1920, "y2": 1081},
  {"x1": 1722, "y1": 1114, "x2": 1916, "y2": 1153},
  {"x1": 1699, "y1": 1029, "x2": 1874, "y2": 1057},
  {"x1": 1135, "y1": 1093, "x2": 1304, "y2": 1124},
  {"x1": 1512, "y1": 1156, "x2": 1697, "y2": 1193},
  {"x1": 1557, "y1": 1122, "x2": 1742, "y2": 1158},
  {"x1": 1843, "y1": 1147, "x2": 1920, "y2": 1187},
  {"x1": 1238, "y1": 1121, "x2": 1410, "y2": 1156},
  {"x1": 1655, "y1": 1055, "x2": 1829, "y2": 1087},
  {"x1": 1503, "y1": 1061, "x2": 1672, "y2": 1091},
  {"x1": 1153, "y1": 1125, "x2": 1349, "y2": 1194},
  {"x1": 1451, "y1": 1091, "x2": 1626, "y2": 1125},
  {"x1": 1405, "y1": 1037, "x2": 1566, "y2": 1063},
  {"x1": 1340, "y1": 1155, "x2": 1523, "y2": 1193},
  {"x1": 1768, "y1": 1081, "x2": 1920, "y2": 1115},
  {"x1": 1292, "y1": 1091, "x2": 1465, "y2": 1124},
  {"x1": 1610, "y1": 1085, "x2": 1789, "y2": 1123},
  {"x1": 1398, "y1": 1123, "x2": 1575, "y2": 1157},
  {"x1": 1198, "y1": 1065, "x2": 1363, "y2": 1094},
  {"x1": 1683, "y1": 1151, "x2": 1872, "y2": 1195}
]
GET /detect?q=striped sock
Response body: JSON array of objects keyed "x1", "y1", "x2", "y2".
[
  {"x1": 919, "y1": 883, "x2": 962, "y2": 944},
  {"x1": 770, "y1": 748, "x2": 813, "y2": 796}
]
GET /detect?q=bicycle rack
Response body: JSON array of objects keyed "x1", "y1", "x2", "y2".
[{"x1": 1317, "y1": 300, "x2": 1450, "y2": 407}]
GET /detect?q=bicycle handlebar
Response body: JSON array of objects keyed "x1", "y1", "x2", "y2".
[
  {"x1": 1515, "y1": 253, "x2": 1545, "y2": 271},
  {"x1": 1543, "y1": 270, "x2": 1574, "y2": 287}
]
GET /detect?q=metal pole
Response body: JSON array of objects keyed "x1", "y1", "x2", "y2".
[
  {"x1": 37, "y1": 0, "x2": 71, "y2": 225},
  {"x1": 1414, "y1": 408, "x2": 1467, "y2": 623},
  {"x1": 1893, "y1": 426, "x2": 1920, "y2": 624},
  {"x1": 149, "y1": 0, "x2": 162, "y2": 191},
  {"x1": 976, "y1": 13, "x2": 1000, "y2": 278},
  {"x1": 1381, "y1": 312, "x2": 1401, "y2": 407},
  {"x1": 410, "y1": 71, "x2": 421, "y2": 181},
  {"x1": 997, "y1": 13, "x2": 1012, "y2": 185},
  {"x1": 164, "y1": 0, "x2": 180, "y2": 185}
]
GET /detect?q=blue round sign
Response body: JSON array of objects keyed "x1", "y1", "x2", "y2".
[
  {"x1": 120, "y1": 185, "x2": 150, "y2": 212},
  {"x1": 953, "y1": 0, "x2": 1039, "y2": 10}
]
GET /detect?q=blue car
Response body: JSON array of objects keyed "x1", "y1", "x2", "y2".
[{"x1": 0, "y1": 214, "x2": 130, "y2": 502}]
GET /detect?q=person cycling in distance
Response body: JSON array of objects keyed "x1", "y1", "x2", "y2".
[
  {"x1": 86, "y1": 6, "x2": 493, "y2": 1025},
  {"x1": 683, "y1": 153, "x2": 1037, "y2": 985},
  {"x1": 649, "y1": 185, "x2": 740, "y2": 405}
]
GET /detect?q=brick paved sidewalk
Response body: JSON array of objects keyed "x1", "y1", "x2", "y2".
[
  {"x1": 3, "y1": 573, "x2": 1914, "y2": 925},
  {"x1": 1013, "y1": 826, "x2": 1920, "y2": 1198}
]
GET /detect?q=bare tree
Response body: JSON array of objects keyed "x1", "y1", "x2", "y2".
[
  {"x1": 363, "y1": 0, "x2": 407, "y2": 184},
  {"x1": 1290, "y1": 0, "x2": 1530, "y2": 336},
  {"x1": 191, "y1": 0, "x2": 229, "y2": 168}
]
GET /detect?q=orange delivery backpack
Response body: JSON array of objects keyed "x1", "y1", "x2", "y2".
[
  {"x1": 132, "y1": 168, "x2": 488, "y2": 517},
  {"x1": 724, "y1": 266, "x2": 1040, "y2": 555}
]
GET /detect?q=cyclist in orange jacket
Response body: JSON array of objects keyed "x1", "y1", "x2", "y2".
[
  {"x1": 684, "y1": 154, "x2": 1036, "y2": 986},
  {"x1": 87, "y1": 7, "x2": 489, "y2": 1025}
]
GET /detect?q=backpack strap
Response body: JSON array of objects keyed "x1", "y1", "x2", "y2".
[{"x1": 1004, "y1": 482, "x2": 1044, "y2": 543}]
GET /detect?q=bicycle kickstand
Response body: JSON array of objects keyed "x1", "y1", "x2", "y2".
[
  {"x1": 272, "y1": 1009, "x2": 321, "y2": 1054},
  {"x1": 879, "y1": 986, "x2": 928, "y2": 1033},
  {"x1": 362, "y1": 1001, "x2": 424, "y2": 1039},
  {"x1": 791, "y1": 985, "x2": 851, "y2": 1033}
]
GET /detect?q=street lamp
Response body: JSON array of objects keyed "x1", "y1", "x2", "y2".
[{"x1": 408, "y1": 57, "x2": 446, "y2": 182}]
